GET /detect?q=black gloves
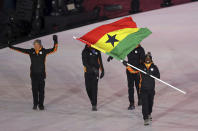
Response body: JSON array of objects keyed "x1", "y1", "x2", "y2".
[
  {"x1": 122, "y1": 60, "x2": 128, "y2": 66},
  {"x1": 53, "y1": 35, "x2": 58, "y2": 44},
  {"x1": 107, "y1": 56, "x2": 113, "y2": 62},
  {"x1": 100, "y1": 70, "x2": 104, "y2": 79}
]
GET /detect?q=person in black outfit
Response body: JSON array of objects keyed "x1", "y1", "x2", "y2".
[
  {"x1": 125, "y1": 45, "x2": 145, "y2": 110},
  {"x1": 9, "y1": 35, "x2": 58, "y2": 110},
  {"x1": 107, "y1": 44, "x2": 145, "y2": 110},
  {"x1": 139, "y1": 52, "x2": 160, "y2": 126},
  {"x1": 82, "y1": 45, "x2": 104, "y2": 111}
]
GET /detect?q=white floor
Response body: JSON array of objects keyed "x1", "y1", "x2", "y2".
[{"x1": 0, "y1": 2, "x2": 198, "y2": 131}]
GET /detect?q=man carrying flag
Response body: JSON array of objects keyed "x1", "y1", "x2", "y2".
[
  {"x1": 139, "y1": 52, "x2": 160, "y2": 126},
  {"x1": 82, "y1": 45, "x2": 104, "y2": 111},
  {"x1": 76, "y1": 16, "x2": 151, "y2": 109},
  {"x1": 75, "y1": 16, "x2": 186, "y2": 124}
]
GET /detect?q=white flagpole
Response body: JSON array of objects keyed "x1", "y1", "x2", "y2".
[{"x1": 120, "y1": 60, "x2": 186, "y2": 94}]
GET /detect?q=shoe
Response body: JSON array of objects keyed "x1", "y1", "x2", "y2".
[
  {"x1": 148, "y1": 115, "x2": 152, "y2": 121},
  {"x1": 92, "y1": 106, "x2": 97, "y2": 111},
  {"x1": 39, "y1": 105, "x2": 45, "y2": 110},
  {"x1": 32, "y1": 105, "x2": 37, "y2": 110},
  {"x1": 144, "y1": 119, "x2": 149, "y2": 126},
  {"x1": 138, "y1": 100, "x2": 142, "y2": 106},
  {"x1": 128, "y1": 105, "x2": 135, "y2": 110}
]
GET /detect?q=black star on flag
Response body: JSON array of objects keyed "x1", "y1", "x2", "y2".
[{"x1": 106, "y1": 34, "x2": 119, "y2": 47}]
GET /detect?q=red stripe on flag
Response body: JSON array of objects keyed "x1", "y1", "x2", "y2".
[{"x1": 79, "y1": 17, "x2": 137, "y2": 45}]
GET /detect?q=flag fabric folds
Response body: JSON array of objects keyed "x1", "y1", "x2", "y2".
[{"x1": 77, "y1": 17, "x2": 152, "y2": 60}]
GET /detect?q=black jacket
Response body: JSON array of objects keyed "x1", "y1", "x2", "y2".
[
  {"x1": 82, "y1": 46, "x2": 104, "y2": 74},
  {"x1": 10, "y1": 43, "x2": 58, "y2": 78},
  {"x1": 139, "y1": 63, "x2": 160, "y2": 90},
  {"x1": 127, "y1": 45, "x2": 145, "y2": 67}
]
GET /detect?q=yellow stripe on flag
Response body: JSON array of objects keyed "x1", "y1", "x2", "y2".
[{"x1": 92, "y1": 28, "x2": 140, "y2": 53}]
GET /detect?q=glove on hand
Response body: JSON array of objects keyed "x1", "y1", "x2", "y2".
[
  {"x1": 107, "y1": 56, "x2": 113, "y2": 62},
  {"x1": 100, "y1": 70, "x2": 104, "y2": 79},
  {"x1": 122, "y1": 60, "x2": 128, "y2": 66},
  {"x1": 53, "y1": 35, "x2": 58, "y2": 44}
]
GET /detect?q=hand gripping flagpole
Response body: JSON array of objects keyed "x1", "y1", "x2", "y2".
[
  {"x1": 73, "y1": 36, "x2": 186, "y2": 94},
  {"x1": 121, "y1": 60, "x2": 186, "y2": 94}
]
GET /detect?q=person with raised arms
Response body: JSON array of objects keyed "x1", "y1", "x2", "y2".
[{"x1": 9, "y1": 35, "x2": 58, "y2": 110}]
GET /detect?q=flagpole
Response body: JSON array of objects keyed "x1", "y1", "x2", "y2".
[{"x1": 120, "y1": 60, "x2": 186, "y2": 94}]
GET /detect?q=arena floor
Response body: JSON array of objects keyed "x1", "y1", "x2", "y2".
[{"x1": 0, "y1": 2, "x2": 198, "y2": 131}]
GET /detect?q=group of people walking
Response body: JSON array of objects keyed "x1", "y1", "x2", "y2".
[{"x1": 8, "y1": 35, "x2": 160, "y2": 126}]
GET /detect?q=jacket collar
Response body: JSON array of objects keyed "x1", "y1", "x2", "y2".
[
  {"x1": 35, "y1": 47, "x2": 42, "y2": 54},
  {"x1": 144, "y1": 62, "x2": 153, "y2": 69}
]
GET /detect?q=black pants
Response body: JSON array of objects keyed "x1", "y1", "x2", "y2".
[
  {"x1": 31, "y1": 77, "x2": 45, "y2": 106},
  {"x1": 126, "y1": 70, "x2": 141, "y2": 105},
  {"x1": 84, "y1": 72, "x2": 99, "y2": 106},
  {"x1": 141, "y1": 89, "x2": 155, "y2": 120}
]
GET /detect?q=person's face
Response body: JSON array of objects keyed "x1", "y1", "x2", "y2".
[
  {"x1": 145, "y1": 56, "x2": 152, "y2": 64},
  {"x1": 34, "y1": 43, "x2": 41, "y2": 50}
]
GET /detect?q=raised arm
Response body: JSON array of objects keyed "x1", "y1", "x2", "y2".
[
  {"x1": 9, "y1": 45, "x2": 31, "y2": 55},
  {"x1": 45, "y1": 35, "x2": 58, "y2": 55}
]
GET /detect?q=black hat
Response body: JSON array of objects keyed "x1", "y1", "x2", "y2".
[{"x1": 145, "y1": 52, "x2": 153, "y2": 61}]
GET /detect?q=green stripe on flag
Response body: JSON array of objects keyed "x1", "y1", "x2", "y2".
[{"x1": 107, "y1": 28, "x2": 152, "y2": 60}]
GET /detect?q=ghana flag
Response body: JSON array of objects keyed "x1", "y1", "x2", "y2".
[{"x1": 77, "y1": 17, "x2": 152, "y2": 60}]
